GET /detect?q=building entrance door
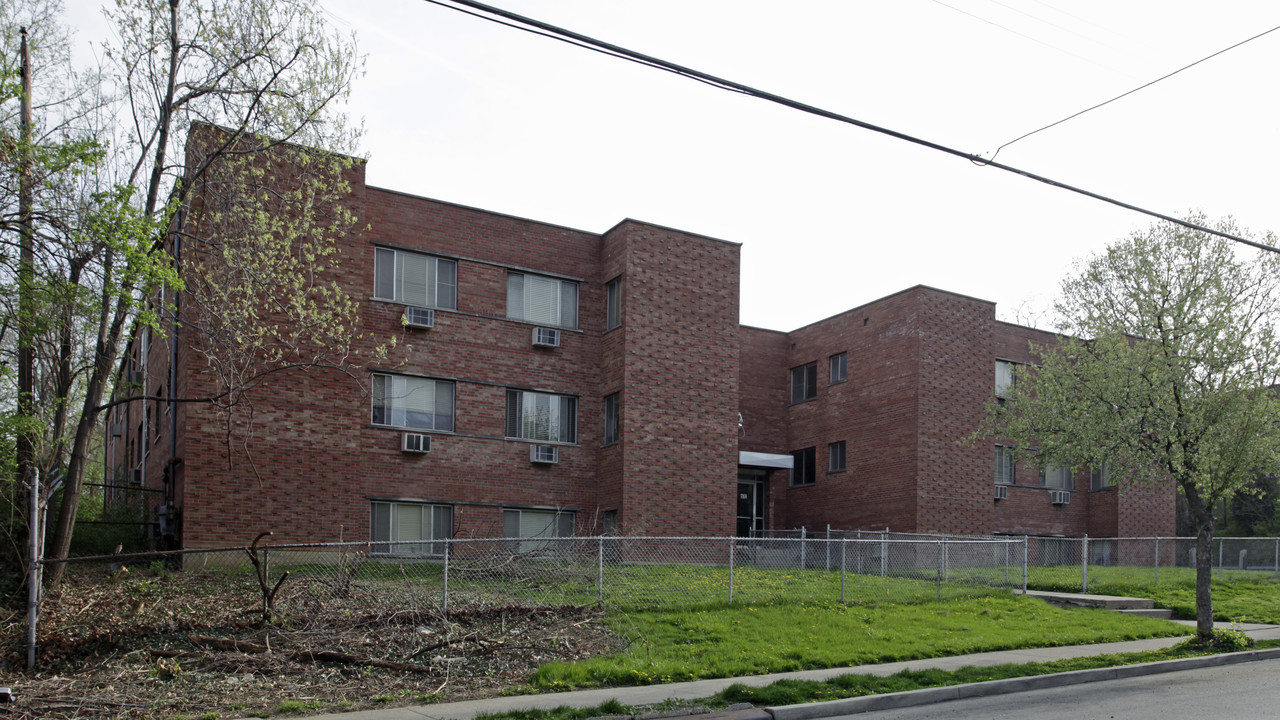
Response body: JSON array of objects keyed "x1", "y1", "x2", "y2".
[{"x1": 737, "y1": 475, "x2": 766, "y2": 537}]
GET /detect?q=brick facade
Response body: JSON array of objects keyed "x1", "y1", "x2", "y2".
[{"x1": 106, "y1": 135, "x2": 1174, "y2": 548}]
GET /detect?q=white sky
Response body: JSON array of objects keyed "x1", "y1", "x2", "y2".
[{"x1": 67, "y1": 1, "x2": 1280, "y2": 331}]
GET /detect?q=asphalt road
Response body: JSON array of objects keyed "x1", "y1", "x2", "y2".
[{"x1": 821, "y1": 657, "x2": 1280, "y2": 720}]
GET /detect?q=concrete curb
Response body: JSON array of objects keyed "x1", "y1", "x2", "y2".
[{"x1": 766, "y1": 646, "x2": 1280, "y2": 719}]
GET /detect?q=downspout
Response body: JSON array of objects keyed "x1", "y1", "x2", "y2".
[{"x1": 165, "y1": 206, "x2": 185, "y2": 548}]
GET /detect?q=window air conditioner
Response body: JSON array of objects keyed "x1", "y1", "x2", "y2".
[
  {"x1": 130, "y1": 468, "x2": 142, "y2": 485},
  {"x1": 530, "y1": 444, "x2": 559, "y2": 464},
  {"x1": 994, "y1": 484, "x2": 1008, "y2": 500},
  {"x1": 403, "y1": 306, "x2": 434, "y2": 329},
  {"x1": 401, "y1": 433, "x2": 430, "y2": 453},
  {"x1": 127, "y1": 370, "x2": 145, "y2": 385},
  {"x1": 532, "y1": 327, "x2": 561, "y2": 347},
  {"x1": 1050, "y1": 490, "x2": 1069, "y2": 505}
]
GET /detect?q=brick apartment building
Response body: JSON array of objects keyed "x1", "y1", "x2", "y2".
[{"x1": 105, "y1": 143, "x2": 1174, "y2": 551}]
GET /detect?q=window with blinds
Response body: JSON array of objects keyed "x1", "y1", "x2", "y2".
[
  {"x1": 502, "y1": 508, "x2": 574, "y2": 554},
  {"x1": 505, "y1": 390, "x2": 577, "y2": 443},
  {"x1": 995, "y1": 445, "x2": 1015, "y2": 484},
  {"x1": 370, "y1": 501, "x2": 452, "y2": 556},
  {"x1": 995, "y1": 360, "x2": 1015, "y2": 399},
  {"x1": 1040, "y1": 463, "x2": 1072, "y2": 490},
  {"x1": 371, "y1": 374, "x2": 455, "y2": 431},
  {"x1": 507, "y1": 272, "x2": 578, "y2": 329},
  {"x1": 374, "y1": 248, "x2": 457, "y2": 309}
]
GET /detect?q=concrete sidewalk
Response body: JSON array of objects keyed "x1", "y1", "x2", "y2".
[{"x1": 295, "y1": 622, "x2": 1280, "y2": 720}]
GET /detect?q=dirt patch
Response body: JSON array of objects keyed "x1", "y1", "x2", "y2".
[{"x1": 1, "y1": 568, "x2": 627, "y2": 719}]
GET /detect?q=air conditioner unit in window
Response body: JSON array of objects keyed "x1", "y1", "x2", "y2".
[
  {"x1": 530, "y1": 444, "x2": 559, "y2": 464},
  {"x1": 532, "y1": 327, "x2": 561, "y2": 347},
  {"x1": 130, "y1": 468, "x2": 142, "y2": 485},
  {"x1": 403, "y1": 306, "x2": 434, "y2": 329},
  {"x1": 401, "y1": 432, "x2": 430, "y2": 453},
  {"x1": 994, "y1": 484, "x2": 1008, "y2": 500},
  {"x1": 1050, "y1": 490, "x2": 1069, "y2": 505},
  {"x1": 111, "y1": 421, "x2": 122, "y2": 437},
  {"x1": 127, "y1": 370, "x2": 145, "y2": 385}
]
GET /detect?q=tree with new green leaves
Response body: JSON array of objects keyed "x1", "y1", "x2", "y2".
[
  {"x1": 0, "y1": 0, "x2": 368, "y2": 589},
  {"x1": 981, "y1": 215, "x2": 1280, "y2": 641}
]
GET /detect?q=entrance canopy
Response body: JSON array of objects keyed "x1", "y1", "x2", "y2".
[{"x1": 737, "y1": 451, "x2": 793, "y2": 469}]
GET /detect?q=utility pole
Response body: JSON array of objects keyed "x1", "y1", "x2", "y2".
[{"x1": 18, "y1": 26, "x2": 42, "y2": 671}]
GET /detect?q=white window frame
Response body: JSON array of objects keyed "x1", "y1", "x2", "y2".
[
  {"x1": 370, "y1": 501, "x2": 452, "y2": 556},
  {"x1": 372, "y1": 373, "x2": 455, "y2": 431},
  {"x1": 507, "y1": 272, "x2": 579, "y2": 329},
  {"x1": 374, "y1": 248, "x2": 458, "y2": 309},
  {"x1": 505, "y1": 389, "x2": 578, "y2": 443}
]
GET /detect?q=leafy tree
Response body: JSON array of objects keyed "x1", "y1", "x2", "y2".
[
  {"x1": 0, "y1": 0, "x2": 366, "y2": 587},
  {"x1": 981, "y1": 215, "x2": 1280, "y2": 640}
]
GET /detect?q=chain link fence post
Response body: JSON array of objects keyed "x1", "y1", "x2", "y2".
[
  {"x1": 1218, "y1": 537, "x2": 1224, "y2": 581},
  {"x1": 728, "y1": 537, "x2": 735, "y2": 604},
  {"x1": 1081, "y1": 535, "x2": 1089, "y2": 593},
  {"x1": 442, "y1": 539, "x2": 450, "y2": 617},
  {"x1": 1022, "y1": 535, "x2": 1028, "y2": 594},
  {"x1": 597, "y1": 536, "x2": 604, "y2": 607},
  {"x1": 1154, "y1": 537, "x2": 1160, "y2": 585},
  {"x1": 840, "y1": 537, "x2": 846, "y2": 604},
  {"x1": 935, "y1": 539, "x2": 942, "y2": 602},
  {"x1": 880, "y1": 530, "x2": 888, "y2": 578}
]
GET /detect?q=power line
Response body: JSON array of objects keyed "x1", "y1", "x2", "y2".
[
  {"x1": 423, "y1": 0, "x2": 1280, "y2": 255},
  {"x1": 990, "y1": 22, "x2": 1280, "y2": 160}
]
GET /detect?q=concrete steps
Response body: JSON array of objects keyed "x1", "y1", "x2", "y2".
[{"x1": 1024, "y1": 590, "x2": 1174, "y2": 619}]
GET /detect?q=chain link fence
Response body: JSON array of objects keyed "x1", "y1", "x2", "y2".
[{"x1": 44, "y1": 534, "x2": 1028, "y2": 625}]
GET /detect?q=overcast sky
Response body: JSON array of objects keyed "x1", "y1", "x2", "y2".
[{"x1": 69, "y1": 1, "x2": 1280, "y2": 331}]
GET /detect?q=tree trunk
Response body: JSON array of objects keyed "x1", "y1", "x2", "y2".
[{"x1": 1195, "y1": 521, "x2": 1215, "y2": 639}]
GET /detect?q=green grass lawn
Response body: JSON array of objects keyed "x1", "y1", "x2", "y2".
[
  {"x1": 1027, "y1": 564, "x2": 1280, "y2": 623},
  {"x1": 528, "y1": 594, "x2": 1189, "y2": 689}
]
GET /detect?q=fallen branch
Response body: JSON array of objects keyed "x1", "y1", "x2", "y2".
[{"x1": 187, "y1": 634, "x2": 436, "y2": 675}]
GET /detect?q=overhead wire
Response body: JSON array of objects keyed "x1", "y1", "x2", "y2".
[
  {"x1": 989, "y1": 23, "x2": 1280, "y2": 161},
  {"x1": 422, "y1": 0, "x2": 1280, "y2": 255}
]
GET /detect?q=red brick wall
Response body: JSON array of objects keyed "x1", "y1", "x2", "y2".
[{"x1": 604, "y1": 221, "x2": 741, "y2": 537}]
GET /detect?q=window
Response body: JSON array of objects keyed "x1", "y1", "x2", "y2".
[
  {"x1": 370, "y1": 501, "x2": 452, "y2": 556},
  {"x1": 507, "y1": 272, "x2": 578, "y2": 329},
  {"x1": 790, "y1": 363, "x2": 817, "y2": 404},
  {"x1": 995, "y1": 446, "x2": 1015, "y2": 484},
  {"x1": 506, "y1": 390, "x2": 577, "y2": 443},
  {"x1": 605, "y1": 276, "x2": 622, "y2": 331},
  {"x1": 1040, "y1": 463, "x2": 1072, "y2": 490},
  {"x1": 829, "y1": 353, "x2": 847, "y2": 384},
  {"x1": 602, "y1": 510, "x2": 618, "y2": 535},
  {"x1": 603, "y1": 392, "x2": 620, "y2": 446},
  {"x1": 995, "y1": 360, "x2": 1015, "y2": 400},
  {"x1": 1091, "y1": 462, "x2": 1113, "y2": 490},
  {"x1": 374, "y1": 248, "x2": 458, "y2": 309},
  {"x1": 372, "y1": 374, "x2": 455, "y2": 431},
  {"x1": 502, "y1": 508, "x2": 575, "y2": 554},
  {"x1": 790, "y1": 447, "x2": 816, "y2": 487},
  {"x1": 828, "y1": 441, "x2": 846, "y2": 472}
]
